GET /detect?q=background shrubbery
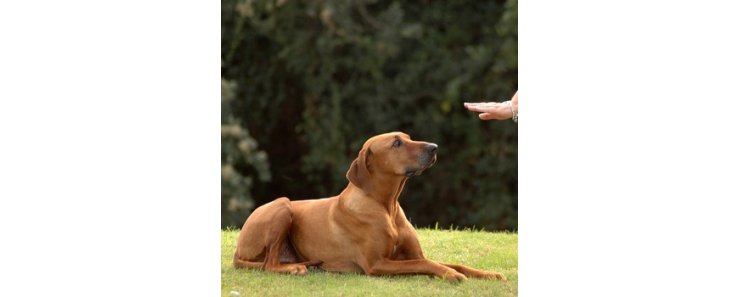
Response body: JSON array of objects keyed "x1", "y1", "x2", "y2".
[{"x1": 222, "y1": 0, "x2": 517, "y2": 230}]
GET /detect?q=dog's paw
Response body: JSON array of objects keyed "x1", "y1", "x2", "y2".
[
  {"x1": 268, "y1": 263, "x2": 309, "y2": 275},
  {"x1": 481, "y1": 271, "x2": 506, "y2": 281},
  {"x1": 289, "y1": 264, "x2": 308, "y2": 276},
  {"x1": 441, "y1": 270, "x2": 467, "y2": 282}
]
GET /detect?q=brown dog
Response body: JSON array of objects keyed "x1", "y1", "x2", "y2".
[{"x1": 233, "y1": 132, "x2": 505, "y2": 281}]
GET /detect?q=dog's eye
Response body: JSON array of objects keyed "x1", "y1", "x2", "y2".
[{"x1": 392, "y1": 139, "x2": 402, "y2": 148}]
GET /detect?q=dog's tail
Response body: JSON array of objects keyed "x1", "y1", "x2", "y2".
[
  {"x1": 297, "y1": 260, "x2": 324, "y2": 267},
  {"x1": 233, "y1": 252, "x2": 265, "y2": 269},
  {"x1": 233, "y1": 252, "x2": 323, "y2": 269}
]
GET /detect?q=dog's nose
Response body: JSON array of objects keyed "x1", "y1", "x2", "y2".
[{"x1": 426, "y1": 143, "x2": 438, "y2": 154}]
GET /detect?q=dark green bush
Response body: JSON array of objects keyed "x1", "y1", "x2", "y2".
[
  {"x1": 221, "y1": 78, "x2": 271, "y2": 226},
  {"x1": 222, "y1": 0, "x2": 517, "y2": 230}
]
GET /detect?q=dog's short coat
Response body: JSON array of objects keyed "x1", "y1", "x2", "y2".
[{"x1": 233, "y1": 132, "x2": 505, "y2": 281}]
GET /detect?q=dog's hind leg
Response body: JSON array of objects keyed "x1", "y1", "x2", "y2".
[{"x1": 233, "y1": 197, "x2": 314, "y2": 275}]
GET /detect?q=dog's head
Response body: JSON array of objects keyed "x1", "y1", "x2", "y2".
[{"x1": 346, "y1": 132, "x2": 437, "y2": 191}]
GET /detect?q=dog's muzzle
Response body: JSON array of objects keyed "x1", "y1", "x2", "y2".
[{"x1": 405, "y1": 143, "x2": 438, "y2": 177}]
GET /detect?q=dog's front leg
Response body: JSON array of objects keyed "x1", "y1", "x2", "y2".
[
  {"x1": 367, "y1": 258, "x2": 466, "y2": 281},
  {"x1": 439, "y1": 263, "x2": 506, "y2": 280}
]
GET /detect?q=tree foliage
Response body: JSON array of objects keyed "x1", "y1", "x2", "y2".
[{"x1": 222, "y1": 0, "x2": 518, "y2": 230}]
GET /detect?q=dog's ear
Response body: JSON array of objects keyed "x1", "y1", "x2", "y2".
[{"x1": 346, "y1": 147, "x2": 372, "y2": 192}]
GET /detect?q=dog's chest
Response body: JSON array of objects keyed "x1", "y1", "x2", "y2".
[
  {"x1": 387, "y1": 221, "x2": 402, "y2": 255},
  {"x1": 391, "y1": 241, "x2": 401, "y2": 255}
]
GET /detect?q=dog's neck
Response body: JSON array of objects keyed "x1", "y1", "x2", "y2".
[
  {"x1": 375, "y1": 174, "x2": 407, "y2": 215},
  {"x1": 351, "y1": 174, "x2": 407, "y2": 216},
  {"x1": 341, "y1": 175, "x2": 407, "y2": 217}
]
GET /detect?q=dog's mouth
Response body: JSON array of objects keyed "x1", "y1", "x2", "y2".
[
  {"x1": 404, "y1": 155, "x2": 437, "y2": 177},
  {"x1": 428, "y1": 155, "x2": 437, "y2": 167},
  {"x1": 404, "y1": 169, "x2": 423, "y2": 177}
]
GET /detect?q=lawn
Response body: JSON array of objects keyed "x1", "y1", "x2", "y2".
[{"x1": 221, "y1": 228, "x2": 518, "y2": 297}]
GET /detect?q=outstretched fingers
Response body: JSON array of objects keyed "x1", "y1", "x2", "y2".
[{"x1": 464, "y1": 102, "x2": 501, "y2": 112}]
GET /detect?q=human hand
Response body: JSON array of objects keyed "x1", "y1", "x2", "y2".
[
  {"x1": 463, "y1": 102, "x2": 512, "y2": 120},
  {"x1": 464, "y1": 91, "x2": 518, "y2": 121}
]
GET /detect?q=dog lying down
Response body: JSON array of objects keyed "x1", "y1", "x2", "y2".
[{"x1": 234, "y1": 132, "x2": 505, "y2": 281}]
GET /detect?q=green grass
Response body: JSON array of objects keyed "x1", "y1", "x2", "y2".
[{"x1": 221, "y1": 228, "x2": 518, "y2": 297}]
